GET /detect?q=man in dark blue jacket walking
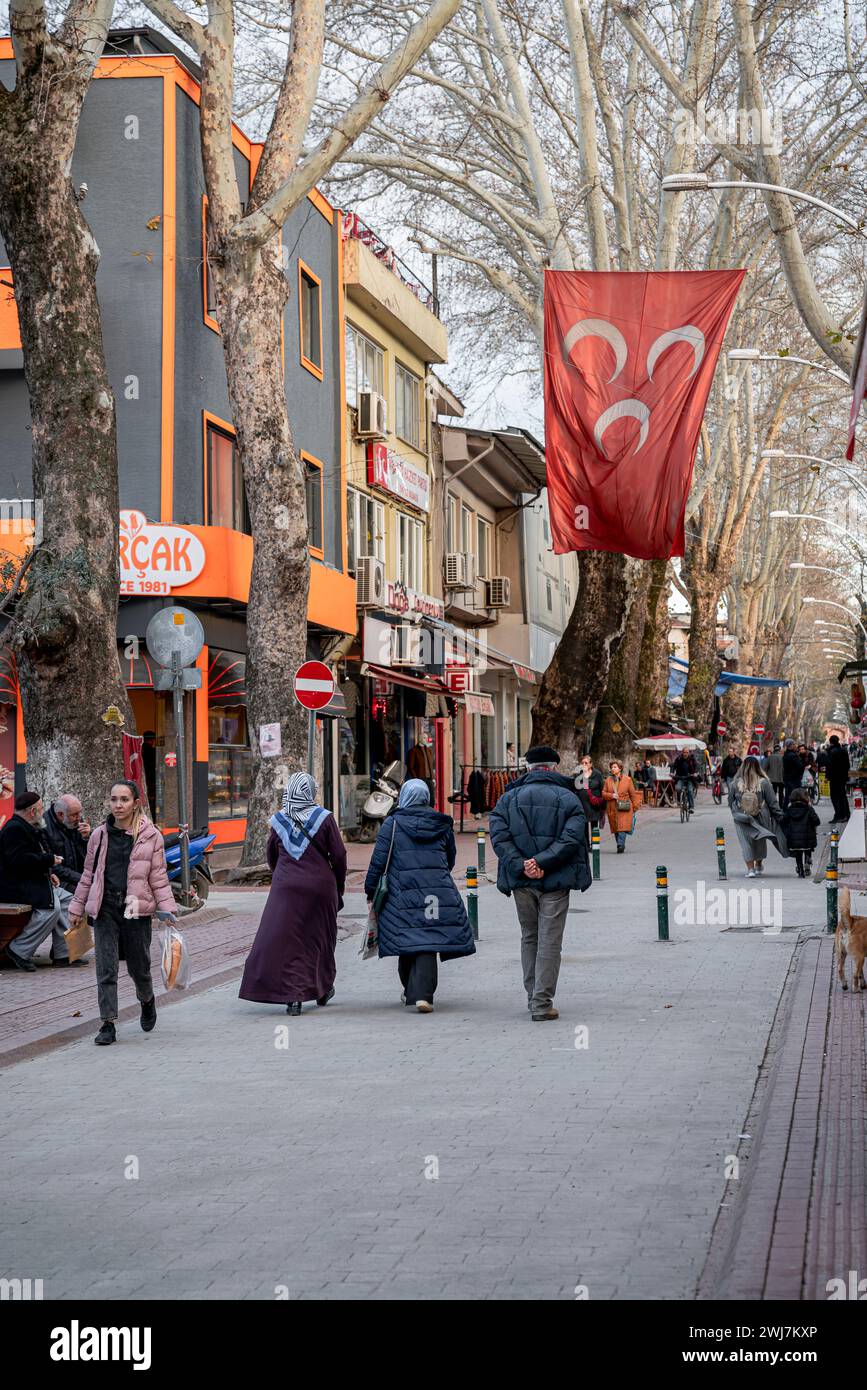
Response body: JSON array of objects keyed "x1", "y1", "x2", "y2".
[{"x1": 489, "y1": 746, "x2": 590, "y2": 1021}]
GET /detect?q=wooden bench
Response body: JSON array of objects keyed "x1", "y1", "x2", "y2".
[{"x1": 0, "y1": 902, "x2": 32, "y2": 954}]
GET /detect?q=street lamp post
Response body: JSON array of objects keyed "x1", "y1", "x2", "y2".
[
  {"x1": 728, "y1": 349, "x2": 850, "y2": 385},
  {"x1": 764, "y1": 451, "x2": 867, "y2": 503},
  {"x1": 770, "y1": 510, "x2": 867, "y2": 561},
  {"x1": 802, "y1": 596, "x2": 867, "y2": 644},
  {"x1": 661, "y1": 172, "x2": 865, "y2": 236}
]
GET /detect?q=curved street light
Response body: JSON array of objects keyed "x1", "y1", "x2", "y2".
[
  {"x1": 790, "y1": 562, "x2": 862, "y2": 587},
  {"x1": 661, "y1": 172, "x2": 865, "y2": 236},
  {"x1": 802, "y1": 595, "x2": 867, "y2": 643},
  {"x1": 770, "y1": 510, "x2": 867, "y2": 561},
  {"x1": 728, "y1": 349, "x2": 850, "y2": 385},
  {"x1": 763, "y1": 450, "x2": 867, "y2": 501}
]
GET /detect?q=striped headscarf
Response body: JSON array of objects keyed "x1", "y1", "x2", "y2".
[
  {"x1": 270, "y1": 772, "x2": 327, "y2": 861},
  {"x1": 282, "y1": 772, "x2": 318, "y2": 825}
]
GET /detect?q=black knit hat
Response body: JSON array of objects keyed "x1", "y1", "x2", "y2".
[
  {"x1": 525, "y1": 745, "x2": 560, "y2": 765},
  {"x1": 14, "y1": 790, "x2": 40, "y2": 810}
]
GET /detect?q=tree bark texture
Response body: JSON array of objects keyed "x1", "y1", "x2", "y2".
[
  {"x1": 0, "y1": 36, "x2": 132, "y2": 819},
  {"x1": 213, "y1": 248, "x2": 310, "y2": 865},
  {"x1": 531, "y1": 550, "x2": 632, "y2": 763},
  {"x1": 591, "y1": 561, "x2": 651, "y2": 762}
]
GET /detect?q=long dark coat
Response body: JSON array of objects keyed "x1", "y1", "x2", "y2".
[
  {"x1": 239, "y1": 814, "x2": 347, "y2": 1004},
  {"x1": 364, "y1": 806, "x2": 475, "y2": 959}
]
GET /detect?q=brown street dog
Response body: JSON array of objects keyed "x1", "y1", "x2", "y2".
[{"x1": 836, "y1": 888, "x2": 867, "y2": 992}]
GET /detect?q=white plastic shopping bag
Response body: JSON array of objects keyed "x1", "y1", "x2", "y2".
[{"x1": 160, "y1": 921, "x2": 191, "y2": 990}]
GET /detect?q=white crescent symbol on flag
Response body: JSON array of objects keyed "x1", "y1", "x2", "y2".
[
  {"x1": 646, "y1": 325, "x2": 705, "y2": 381},
  {"x1": 593, "y1": 400, "x2": 650, "y2": 457},
  {"x1": 563, "y1": 318, "x2": 628, "y2": 384}
]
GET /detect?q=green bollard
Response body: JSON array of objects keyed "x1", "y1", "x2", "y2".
[
  {"x1": 657, "y1": 865, "x2": 669, "y2": 941},
  {"x1": 591, "y1": 825, "x2": 601, "y2": 880},
  {"x1": 466, "y1": 864, "x2": 479, "y2": 941},
  {"x1": 826, "y1": 831, "x2": 839, "y2": 935},
  {"x1": 716, "y1": 825, "x2": 727, "y2": 881},
  {"x1": 477, "y1": 827, "x2": 486, "y2": 878}
]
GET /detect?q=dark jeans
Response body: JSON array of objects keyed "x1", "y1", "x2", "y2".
[
  {"x1": 794, "y1": 850, "x2": 812, "y2": 875},
  {"x1": 829, "y1": 780, "x2": 850, "y2": 823},
  {"x1": 94, "y1": 897, "x2": 154, "y2": 1022},
  {"x1": 399, "y1": 952, "x2": 437, "y2": 1005}
]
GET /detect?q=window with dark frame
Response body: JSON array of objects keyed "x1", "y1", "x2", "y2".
[
  {"x1": 305, "y1": 456, "x2": 324, "y2": 555},
  {"x1": 206, "y1": 422, "x2": 250, "y2": 535}
]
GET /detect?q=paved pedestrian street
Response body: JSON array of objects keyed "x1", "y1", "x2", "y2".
[{"x1": 0, "y1": 800, "x2": 836, "y2": 1299}]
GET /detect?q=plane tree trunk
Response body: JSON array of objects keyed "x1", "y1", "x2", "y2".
[{"x1": 0, "y1": 11, "x2": 131, "y2": 819}]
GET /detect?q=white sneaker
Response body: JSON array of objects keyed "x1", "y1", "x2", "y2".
[
  {"x1": 756, "y1": 864, "x2": 764, "y2": 874},
  {"x1": 416, "y1": 1000, "x2": 434, "y2": 1013},
  {"x1": 400, "y1": 991, "x2": 406, "y2": 1005},
  {"x1": 747, "y1": 869, "x2": 757, "y2": 878}
]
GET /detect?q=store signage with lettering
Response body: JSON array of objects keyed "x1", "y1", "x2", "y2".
[
  {"x1": 367, "y1": 442, "x2": 430, "y2": 512},
  {"x1": 385, "y1": 579, "x2": 444, "y2": 621},
  {"x1": 512, "y1": 663, "x2": 537, "y2": 684},
  {"x1": 464, "y1": 692, "x2": 496, "y2": 717},
  {"x1": 446, "y1": 667, "x2": 471, "y2": 694},
  {"x1": 119, "y1": 510, "x2": 206, "y2": 596}
]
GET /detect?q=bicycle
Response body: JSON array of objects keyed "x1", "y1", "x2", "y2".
[{"x1": 677, "y1": 780, "x2": 694, "y2": 823}]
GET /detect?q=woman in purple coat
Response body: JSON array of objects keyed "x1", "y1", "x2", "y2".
[{"x1": 239, "y1": 773, "x2": 347, "y2": 1016}]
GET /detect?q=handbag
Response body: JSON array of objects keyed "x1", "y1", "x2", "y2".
[
  {"x1": 371, "y1": 817, "x2": 397, "y2": 915},
  {"x1": 615, "y1": 780, "x2": 632, "y2": 813},
  {"x1": 64, "y1": 916, "x2": 94, "y2": 962}
]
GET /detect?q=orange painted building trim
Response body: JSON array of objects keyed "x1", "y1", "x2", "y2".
[
  {"x1": 201, "y1": 196, "x2": 221, "y2": 335},
  {"x1": 0, "y1": 267, "x2": 21, "y2": 351},
  {"x1": 208, "y1": 817, "x2": 246, "y2": 846},
  {"x1": 307, "y1": 187, "x2": 335, "y2": 225},
  {"x1": 337, "y1": 226, "x2": 348, "y2": 576},
  {"x1": 298, "y1": 258, "x2": 324, "y2": 381},
  {"x1": 0, "y1": 38, "x2": 13, "y2": 58},
  {"x1": 160, "y1": 67, "x2": 177, "y2": 522},
  {"x1": 201, "y1": 410, "x2": 236, "y2": 526},
  {"x1": 300, "y1": 450, "x2": 325, "y2": 560},
  {"x1": 308, "y1": 560, "x2": 357, "y2": 635}
]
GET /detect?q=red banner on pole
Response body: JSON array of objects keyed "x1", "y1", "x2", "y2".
[{"x1": 544, "y1": 269, "x2": 745, "y2": 560}]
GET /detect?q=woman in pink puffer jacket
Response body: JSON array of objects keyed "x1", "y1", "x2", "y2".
[{"x1": 69, "y1": 780, "x2": 176, "y2": 1048}]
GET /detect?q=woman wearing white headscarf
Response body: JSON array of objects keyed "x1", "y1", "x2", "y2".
[
  {"x1": 364, "y1": 778, "x2": 475, "y2": 1013},
  {"x1": 239, "y1": 772, "x2": 347, "y2": 1015}
]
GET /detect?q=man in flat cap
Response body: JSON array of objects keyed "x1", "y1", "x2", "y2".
[
  {"x1": 489, "y1": 746, "x2": 590, "y2": 1021},
  {"x1": 0, "y1": 791, "x2": 72, "y2": 971}
]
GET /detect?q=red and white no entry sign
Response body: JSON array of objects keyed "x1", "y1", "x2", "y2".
[
  {"x1": 717, "y1": 719, "x2": 727, "y2": 735},
  {"x1": 294, "y1": 660, "x2": 335, "y2": 710}
]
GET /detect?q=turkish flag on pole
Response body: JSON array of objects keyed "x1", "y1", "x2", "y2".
[{"x1": 544, "y1": 269, "x2": 745, "y2": 560}]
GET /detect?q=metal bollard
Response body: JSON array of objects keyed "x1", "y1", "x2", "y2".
[
  {"x1": 591, "y1": 825, "x2": 600, "y2": 880},
  {"x1": 657, "y1": 865, "x2": 669, "y2": 941},
  {"x1": 716, "y1": 825, "x2": 727, "y2": 881},
  {"x1": 826, "y1": 830, "x2": 839, "y2": 935},
  {"x1": 466, "y1": 865, "x2": 479, "y2": 941},
  {"x1": 477, "y1": 827, "x2": 486, "y2": 878}
]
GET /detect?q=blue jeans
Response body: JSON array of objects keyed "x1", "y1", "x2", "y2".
[
  {"x1": 676, "y1": 778, "x2": 694, "y2": 809},
  {"x1": 615, "y1": 832, "x2": 627, "y2": 849}
]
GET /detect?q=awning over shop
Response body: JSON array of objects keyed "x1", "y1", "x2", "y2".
[
  {"x1": 464, "y1": 692, "x2": 495, "y2": 716},
  {"x1": 668, "y1": 656, "x2": 788, "y2": 699},
  {"x1": 715, "y1": 671, "x2": 789, "y2": 691},
  {"x1": 363, "y1": 663, "x2": 446, "y2": 694}
]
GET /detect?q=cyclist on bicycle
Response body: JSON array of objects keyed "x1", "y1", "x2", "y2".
[{"x1": 672, "y1": 750, "x2": 698, "y2": 812}]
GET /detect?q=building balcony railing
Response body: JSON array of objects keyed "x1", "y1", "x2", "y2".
[{"x1": 341, "y1": 211, "x2": 439, "y2": 318}]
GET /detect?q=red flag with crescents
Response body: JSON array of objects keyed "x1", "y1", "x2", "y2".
[{"x1": 544, "y1": 269, "x2": 745, "y2": 560}]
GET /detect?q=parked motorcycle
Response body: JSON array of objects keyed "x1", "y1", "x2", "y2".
[
  {"x1": 358, "y1": 760, "x2": 405, "y2": 841},
  {"x1": 162, "y1": 828, "x2": 216, "y2": 911}
]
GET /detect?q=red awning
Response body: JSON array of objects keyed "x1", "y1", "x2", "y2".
[{"x1": 365, "y1": 664, "x2": 447, "y2": 694}]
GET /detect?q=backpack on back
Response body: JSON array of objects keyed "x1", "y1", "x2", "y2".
[{"x1": 738, "y1": 784, "x2": 760, "y2": 817}]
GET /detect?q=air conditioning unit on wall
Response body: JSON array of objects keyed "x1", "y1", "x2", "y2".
[
  {"x1": 391, "y1": 624, "x2": 423, "y2": 666},
  {"x1": 356, "y1": 390, "x2": 387, "y2": 439},
  {"x1": 485, "y1": 576, "x2": 511, "y2": 608},
  {"x1": 356, "y1": 555, "x2": 385, "y2": 607},
  {"x1": 444, "y1": 552, "x2": 475, "y2": 588}
]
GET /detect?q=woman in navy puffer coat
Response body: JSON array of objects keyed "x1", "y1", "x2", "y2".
[{"x1": 364, "y1": 779, "x2": 475, "y2": 1013}]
